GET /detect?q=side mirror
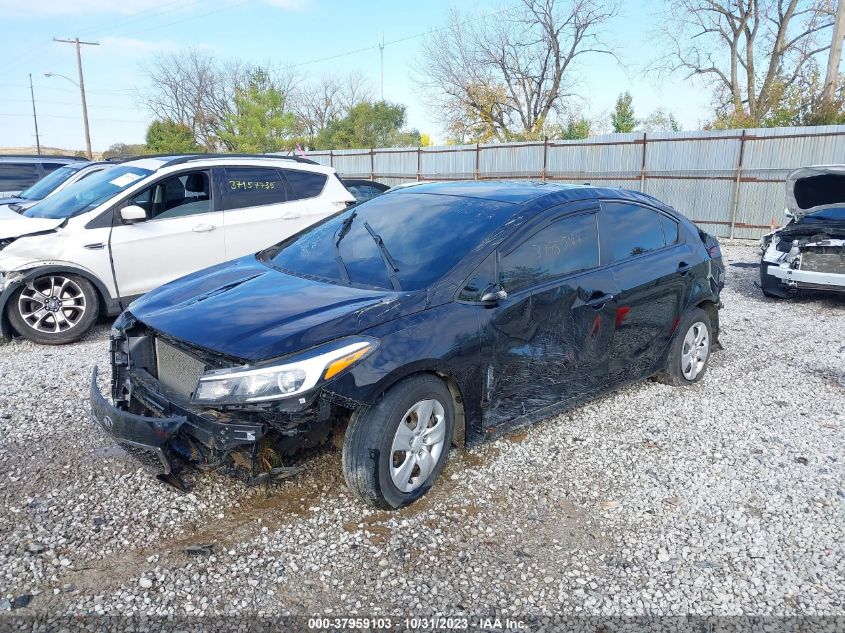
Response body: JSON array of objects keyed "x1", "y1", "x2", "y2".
[
  {"x1": 480, "y1": 285, "x2": 508, "y2": 306},
  {"x1": 120, "y1": 205, "x2": 147, "y2": 223}
]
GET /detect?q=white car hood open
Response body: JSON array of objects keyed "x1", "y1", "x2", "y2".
[
  {"x1": 786, "y1": 165, "x2": 845, "y2": 219},
  {"x1": 0, "y1": 215, "x2": 64, "y2": 240}
]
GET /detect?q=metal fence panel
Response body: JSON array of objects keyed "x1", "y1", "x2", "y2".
[{"x1": 306, "y1": 125, "x2": 845, "y2": 238}]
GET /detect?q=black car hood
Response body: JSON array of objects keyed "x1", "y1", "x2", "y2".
[{"x1": 129, "y1": 256, "x2": 426, "y2": 362}]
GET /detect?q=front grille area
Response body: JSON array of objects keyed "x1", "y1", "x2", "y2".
[{"x1": 154, "y1": 338, "x2": 207, "y2": 399}]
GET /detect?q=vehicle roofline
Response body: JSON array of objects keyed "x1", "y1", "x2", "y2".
[{"x1": 0, "y1": 154, "x2": 86, "y2": 161}]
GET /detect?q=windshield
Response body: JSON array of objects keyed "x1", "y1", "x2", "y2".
[
  {"x1": 262, "y1": 192, "x2": 515, "y2": 291},
  {"x1": 23, "y1": 166, "x2": 153, "y2": 219},
  {"x1": 18, "y1": 164, "x2": 84, "y2": 200}
]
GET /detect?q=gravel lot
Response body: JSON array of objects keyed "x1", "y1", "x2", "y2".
[{"x1": 0, "y1": 244, "x2": 843, "y2": 624}]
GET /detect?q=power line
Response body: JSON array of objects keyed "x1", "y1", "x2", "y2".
[{"x1": 0, "y1": 112, "x2": 148, "y2": 124}]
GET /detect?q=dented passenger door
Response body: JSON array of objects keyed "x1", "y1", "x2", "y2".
[{"x1": 480, "y1": 206, "x2": 619, "y2": 428}]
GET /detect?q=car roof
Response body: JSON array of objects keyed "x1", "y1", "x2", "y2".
[
  {"x1": 116, "y1": 153, "x2": 321, "y2": 171},
  {"x1": 388, "y1": 179, "x2": 672, "y2": 210},
  {"x1": 0, "y1": 154, "x2": 85, "y2": 163}
]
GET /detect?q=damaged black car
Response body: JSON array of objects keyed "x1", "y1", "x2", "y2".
[{"x1": 91, "y1": 181, "x2": 724, "y2": 509}]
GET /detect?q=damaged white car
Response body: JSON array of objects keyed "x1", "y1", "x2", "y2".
[{"x1": 760, "y1": 165, "x2": 845, "y2": 297}]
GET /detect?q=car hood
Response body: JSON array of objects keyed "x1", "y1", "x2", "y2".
[
  {"x1": 786, "y1": 165, "x2": 845, "y2": 219},
  {"x1": 130, "y1": 256, "x2": 427, "y2": 362},
  {"x1": 0, "y1": 214, "x2": 64, "y2": 239}
]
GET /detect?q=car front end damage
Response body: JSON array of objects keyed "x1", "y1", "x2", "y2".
[
  {"x1": 761, "y1": 231, "x2": 845, "y2": 295},
  {"x1": 89, "y1": 313, "x2": 372, "y2": 490}
]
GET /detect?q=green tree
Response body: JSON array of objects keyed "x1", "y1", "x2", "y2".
[
  {"x1": 641, "y1": 108, "x2": 682, "y2": 133},
  {"x1": 316, "y1": 101, "x2": 420, "y2": 149},
  {"x1": 218, "y1": 70, "x2": 299, "y2": 153},
  {"x1": 560, "y1": 117, "x2": 590, "y2": 140},
  {"x1": 101, "y1": 143, "x2": 148, "y2": 159},
  {"x1": 610, "y1": 92, "x2": 637, "y2": 133},
  {"x1": 145, "y1": 119, "x2": 200, "y2": 153}
]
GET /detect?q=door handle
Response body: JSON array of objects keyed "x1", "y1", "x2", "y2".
[
  {"x1": 282, "y1": 211, "x2": 301, "y2": 220},
  {"x1": 192, "y1": 224, "x2": 216, "y2": 232},
  {"x1": 677, "y1": 261, "x2": 692, "y2": 275},
  {"x1": 584, "y1": 292, "x2": 614, "y2": 308}
]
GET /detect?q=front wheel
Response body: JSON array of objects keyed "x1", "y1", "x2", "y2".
[
  {"x1": 7, "y1": 274, "x2": 99, "y2": 345},
  {"x1": 656, "y1": 307, "x2": 712, "y2": 386},
  {"x1": 342, "y1": 374, "x2": 455, "y2": 509}
]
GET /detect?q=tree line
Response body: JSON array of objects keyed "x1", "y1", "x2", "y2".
[{"x1": 106, "y1": 0, "x2": 845, "y2": 156}]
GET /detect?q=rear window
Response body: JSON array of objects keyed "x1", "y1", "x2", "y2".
[
  {"x1": 0, "y1": 163, "x2": 40, "y2": 190},
  {"x1": 604, "y1": 202, "x2": 666, "y2": 261},
  {"x1": 283, "y1": 169, "x2": 327, "y2": 200},
  {"x1": 263, "y1": 192, "x2": 515, "y2": 291},
  {"x1": 223, "y1": 167, "x2": 286, "y2": 209}
]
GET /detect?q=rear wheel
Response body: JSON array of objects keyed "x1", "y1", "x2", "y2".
[
  {"x1": 342, "y1": 374, "x2": 454, "y2": 509},
  {"x1": 656, "y1": 307, "x2": 712, "y2": 386},
  {"x1": 7, "y1": 274, "x2": 99, "y2": 345}
]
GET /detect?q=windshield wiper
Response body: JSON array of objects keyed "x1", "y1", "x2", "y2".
[
  {"x1": 363, "y1": 221, "x2": 401, "y2": 291},
  {"x1": 333, "y1": 210, "x2": 357, "y2": 284},
  {"x1": 8, "y1": 203, "x2": 23, "y2": 214}
]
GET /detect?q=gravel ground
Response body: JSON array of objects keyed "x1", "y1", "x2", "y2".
[{"x1": 0, "y1": 243, "x2": 843, "y2": 625}]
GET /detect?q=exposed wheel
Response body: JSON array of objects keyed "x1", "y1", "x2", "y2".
[
  {"x1": 342, "y1": 374, "x2": 454, "y2": 509},
  {"x1": 760, "y1": 260, "x2": 788, "y2": 298},
  {"x1": 7, "y1": 274, "x2": 99, "y2": 345},
  {"x1": 656, "y1": 307, "x2": 712, "y2": 386}
]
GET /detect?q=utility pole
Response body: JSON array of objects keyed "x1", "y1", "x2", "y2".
[
  {"x1": 29, "y1": 73, "x2": 41, "y2": 155},
  {"x1": 823, "y1": 0, "x2": 845, "y2": 107},
  {"x1": 378, "y1": 31, "x2": 385, "y2": 101},
  {"x1": 53, "y1": 36, "x2": 99, "y2": 159}
]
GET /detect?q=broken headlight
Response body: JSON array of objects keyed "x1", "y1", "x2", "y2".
[{"x1": 192, "y1": 337, "x2": 378, "y2": 405}]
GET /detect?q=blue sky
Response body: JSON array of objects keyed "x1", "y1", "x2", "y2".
[{"x1": 0, "y1": 0, "x2": 715, "y2": 153}]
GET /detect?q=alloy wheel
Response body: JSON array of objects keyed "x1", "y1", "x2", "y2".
[
  {"x1": 681, "y1": 321, "x2": 709, "y2": 380},
  {"x1": 389, "y1": 399, "x2": 447, "y2": 493},
  {"x1": 17, "y1": 276, "x2": 87, "y2": 334}
]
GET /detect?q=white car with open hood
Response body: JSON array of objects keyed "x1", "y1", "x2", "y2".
[
  {"x1": 0, "y1": 154, "x2": 354, "y2": 344},
  {"x1": 760, "y1": 165, "x2": 845, "y2": 297}
]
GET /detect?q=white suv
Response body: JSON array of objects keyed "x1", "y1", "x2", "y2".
[{"x1": 0, "y1": 154, "x2": 354, "y2": 344}]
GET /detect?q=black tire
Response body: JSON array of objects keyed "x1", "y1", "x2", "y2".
[
  {"x1": 7, "y1": 273, "x2": 99, "y2": 345},
  {"x1": 760, "y1": 260, "x2": 788, "y2": 298},
  {"x1": 342, "y1": 374, "x2": 455, "y2": 509},
  {"x1": 656, "y1": 307, "x2": 712, "y2": 387}
]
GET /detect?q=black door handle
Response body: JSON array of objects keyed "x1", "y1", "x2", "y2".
[
  {"x1": 677, "y1": 262, "x2": 692, "y2": 275},
  {"x1": 584, "y1": 293, "x2": 614, "y2": 308}
]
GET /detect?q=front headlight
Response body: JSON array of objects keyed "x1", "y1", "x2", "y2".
[{"x1": 192, "y1": 337, "x2": 377, "y2": 405}]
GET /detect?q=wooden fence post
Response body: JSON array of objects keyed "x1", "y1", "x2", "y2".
[
  {"x1": 640, "y1": 133, "x2": 647, "y2": 192},
  {"x1": 729, "y1": 130, "x2": 747, "y2": 240}
]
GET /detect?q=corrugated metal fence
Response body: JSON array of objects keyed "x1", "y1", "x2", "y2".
[{"x1": 307, "y1": 125, "x2": 845, "y2": 240}]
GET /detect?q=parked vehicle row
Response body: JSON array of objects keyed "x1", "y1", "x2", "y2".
[
  {"x1": 0, "y1": 154, "x2": 354, "y2": 344},
  {"x1": 0, "y1": 160, "x2": 114, "y2": 215},
  {"x1": 0, "y1": 154, "x2": 87, "y2": 198}
]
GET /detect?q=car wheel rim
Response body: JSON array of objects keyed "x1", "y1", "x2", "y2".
[
  {"x1": 18, "y1": 276, "x2": 87, "y2": 334},
  {"x1": 389, "y1": 398, "x2": 447, "y2": 493},
  {"x1": 680, "y1": 321, "x2": 709, "y2": 380}
]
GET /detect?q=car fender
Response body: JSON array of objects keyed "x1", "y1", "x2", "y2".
[{"x1": 0, "y1": 263, "x2": 120, "y2": 339}]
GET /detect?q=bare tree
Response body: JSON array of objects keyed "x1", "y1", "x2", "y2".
[
  {"x1": 143, "y1": 50, "x2": 301, "y2": 150},
  {"x1": 657, "y1": 0, "x2": 835, "y2": 125},
  {"x1": 292, "y1": 72, "x2": 372, "y2": 144},
  {"x1": 416, "y1": 0, "x2": 619, "y2": 141}
]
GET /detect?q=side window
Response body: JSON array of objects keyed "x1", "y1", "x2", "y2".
[
  {"x1": 224, "y1": 167, "x2": 286, "y2": 209},
  {"x1": 459, "y1": 252, "x2": 496, "y2": 301},
  {"x1": 283, "y1": 169, "x2": 327, "y2": 200},
  {"x1": 0, "y1": 163, "x2": 40, "y2": 190},
  {"x1": 41, "y1": 162, "x2": 68, "y2": 174},
  {"x1": 126, "y1": 170, "x2": 212, "y2": 220},
  {"x1": 604, "y1": 202, "x2": 665, "y2": 262},
  {"x1": 499, "y1": 213, "x2": 600, "y2": 293},
  {"x1": 660, "y1": 213, "x2": 679, "y2": 244}
]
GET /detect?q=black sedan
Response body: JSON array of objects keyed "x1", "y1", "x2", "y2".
[{"x1": 91, "y1": 181, "x2": 725, "y2": 509}]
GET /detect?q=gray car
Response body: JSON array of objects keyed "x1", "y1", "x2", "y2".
[{"x1": 0, "y1": 155, "x2": 86, "y2": 198}]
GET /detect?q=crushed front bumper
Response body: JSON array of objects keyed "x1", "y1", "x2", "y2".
[{"x1": 89, "y1": 366, "x2": 267, "y2": 484}]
